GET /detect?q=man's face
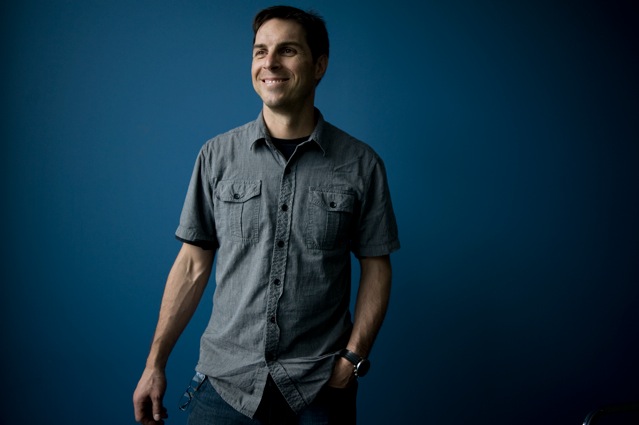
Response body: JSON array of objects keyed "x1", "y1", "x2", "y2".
[{"x1": 252, "y1": 18, "x2": 327, "y2": 114}]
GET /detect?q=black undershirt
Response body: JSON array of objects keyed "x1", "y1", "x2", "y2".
[{"x1": 271, "y1": 136, "x2": 310, "y2": 161}]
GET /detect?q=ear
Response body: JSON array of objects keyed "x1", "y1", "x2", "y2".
[{"x1": 314, "y1": 54, "x2": 328, "y2": 82}]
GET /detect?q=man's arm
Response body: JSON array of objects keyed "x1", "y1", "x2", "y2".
[
  {"x1": 328, "y1": 255, "x2": 392, "y2": 387},
  {"x1": 133, "y1": 243, "x2": 214, "y2": 425}
]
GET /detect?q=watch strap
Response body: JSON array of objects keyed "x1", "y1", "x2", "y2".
[
  {"x1": 339, "y1": 349, "x2": 370, "y2": 377},
  {"x1": 339, "y1": 349, "x2": 363, "y2": 365}
]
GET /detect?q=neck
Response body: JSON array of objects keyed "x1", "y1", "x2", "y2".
[{"x1": 262, "y1": 103, "x2": 316, "y2": 139}]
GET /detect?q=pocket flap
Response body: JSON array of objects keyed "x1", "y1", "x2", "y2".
[
  {"x1": 309, "y1": 189, "x2": 355, "y2": 212},
  {"x1": 215, "y1": 180, "x2": 261, "y2": 202}
]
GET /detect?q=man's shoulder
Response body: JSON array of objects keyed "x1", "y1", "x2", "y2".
[
  {"x1": 200, "y1": 117, "x2": 262, "y2": 152},
  {"x1": 321, "y1": 119, "x2": 381, "y2": 160},
  {"x1": 210, "y1": 118, "x2": 261, "y2": 143}
]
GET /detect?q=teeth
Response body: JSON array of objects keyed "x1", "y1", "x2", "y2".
[{"x1": 264, "y1": 79, "x2": 286, "y2": 84}]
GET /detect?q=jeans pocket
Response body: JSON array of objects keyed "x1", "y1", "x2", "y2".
[
  {"x1": 325, "y1": 381, "x2": 358, "y2": 396},
  {"x1": 321, "y1": 382, "x2": 358, "y2": 424},
  {"x1": 179, "y1": 372, "x2": 207, "y2": 411}
]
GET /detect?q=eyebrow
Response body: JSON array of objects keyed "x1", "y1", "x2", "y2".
[{"x1": 253, "y1": 41, "x2": 305, "y2": 50}]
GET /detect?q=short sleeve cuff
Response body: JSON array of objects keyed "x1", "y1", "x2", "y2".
[
  {"x1": 175, "y1": 226, "x2": 218, "y2": 251},
  {"x1": 353, "y1": 239, "x2": 400, "y2": 258}
]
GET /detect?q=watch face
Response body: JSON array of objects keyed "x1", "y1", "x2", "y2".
[{"x1": 356, "y1": 359, "x2": 371, "y2": 377}]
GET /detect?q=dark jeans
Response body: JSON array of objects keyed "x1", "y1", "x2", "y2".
[{"x1": 187, "y1": 376, "x2": 357, "y2": 425}]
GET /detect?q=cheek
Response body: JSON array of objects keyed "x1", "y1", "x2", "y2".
[{"x1": 251, "y1": 62, "x2": 261, "y2": 77}]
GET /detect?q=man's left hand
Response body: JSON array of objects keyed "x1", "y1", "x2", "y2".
[{"x1": 327, "y1": 356, "x2": 356, "y2": 388}]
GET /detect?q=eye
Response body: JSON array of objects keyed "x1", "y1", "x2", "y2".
[
  {"x1": 281, "y1": 47, "x2": 296, "y2": 56},
  {"x1": 254, "y1": 49, "x2": 267, "y2": 58}
]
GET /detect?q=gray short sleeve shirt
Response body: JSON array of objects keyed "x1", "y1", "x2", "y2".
[{"x1": 176, "y1": 110, "x2": 400, "y2": 417}]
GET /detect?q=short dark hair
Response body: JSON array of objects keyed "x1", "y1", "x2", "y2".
[{"x1": 253, "y1": 5, "x2": 329, "y2": 62}]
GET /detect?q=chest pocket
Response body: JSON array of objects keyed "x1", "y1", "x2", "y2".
[
  {"x1": 305, "y1": 188, "x2": 355, "y2": 250},
  {"x1": 214, "y1": 180, "x2": 262, "y2": 244}
]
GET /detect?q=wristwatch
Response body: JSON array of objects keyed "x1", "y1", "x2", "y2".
[{"x1": 339, "y1": 349, "x2": 371, "y2": 377}]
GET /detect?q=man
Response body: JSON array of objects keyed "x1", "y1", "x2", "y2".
[{"x1": 133, "y1": 5, "x2": 399, "y2": 425}]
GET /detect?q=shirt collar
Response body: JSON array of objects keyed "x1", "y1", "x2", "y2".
[{"x1": 250, "y1": 108, "x2": 328, "y2": 156}]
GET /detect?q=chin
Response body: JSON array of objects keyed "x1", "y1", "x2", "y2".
[{"x1": 262, "y1": 98, "x2": 291, "y2": 110}]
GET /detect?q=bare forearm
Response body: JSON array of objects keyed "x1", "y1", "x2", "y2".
[
  {"x1": 347, "y1": 255, "x2": 392, "y2": 358},
  {"x1": 146, "y1": 243, "x2": 214, "y2": 370}
]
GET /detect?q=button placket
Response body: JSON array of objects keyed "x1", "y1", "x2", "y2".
[{"x1": 264, "y1": 165, "x2": 295, "y2": 362}]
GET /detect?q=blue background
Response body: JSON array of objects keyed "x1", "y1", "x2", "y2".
[{"x1": 2, "y1": 1, "x2": 638, "y2": 424}]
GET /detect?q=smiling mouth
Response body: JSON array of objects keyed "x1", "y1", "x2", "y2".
[{"x1": 262, "y1": 78, "x2": 290, "y2": 85}]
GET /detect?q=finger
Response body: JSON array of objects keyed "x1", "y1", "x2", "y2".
[
  {"x1": 153, "y1": 407, "x2": 168, "y2": 420},
  {"x1": 152, "y1": 394, "x2": 166, "y2": 422},
  {"x1": 133, "y1": 397, "x2": 151, "y2": 423}
]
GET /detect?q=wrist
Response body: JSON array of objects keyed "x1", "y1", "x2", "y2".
[
  {"x1": 145, "y1": 354, "x2": 168, "y2": 371},
  {"x1": 339, "y1": 348, "x2": 371, "y2": 378}
]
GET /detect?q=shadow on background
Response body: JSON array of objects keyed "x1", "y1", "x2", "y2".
[{"x1": 1, "y1": 0, "x2": 637, "y2": 424}]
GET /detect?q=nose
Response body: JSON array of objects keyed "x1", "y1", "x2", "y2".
[{"x1": 262, "y1": 52, "x2": 280, "y2": 70}]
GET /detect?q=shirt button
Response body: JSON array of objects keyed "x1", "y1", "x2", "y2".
[
  {"x1": 281, "y1": 204, "x2": 288, "y2": 212},
  {"x1": 329, "y1": 201, "x2": 337, "y2": 208},
  {"x1": 277, "y1": 240, "x2": 285, "y2": 248},
  {"x1": 274, "y1": 279, "x2": 281, "y2": 286},
  {"x1": 269, "y1": 316, "x2": 276, "y2": 323},
  {"x1": 233, "y1": 193, "x2": 241, "y2": 200}
]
